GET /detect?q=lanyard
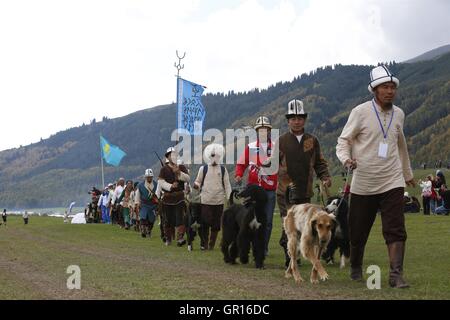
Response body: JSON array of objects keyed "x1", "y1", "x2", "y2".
[{"x1": 372, "y1": 99, "x2": 394, "y2": 140}]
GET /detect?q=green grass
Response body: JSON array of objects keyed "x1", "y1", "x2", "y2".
[
  {"x1": 322, "y1": 168, "x2": 450, "y2": 202},
  {"x1": 0, "y1": 211, "x2": 449, "y2": 300}
]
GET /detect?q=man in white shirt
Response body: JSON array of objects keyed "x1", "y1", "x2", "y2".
[{"x1": 336, "y1": 65, "x2": 415, "y2": 288}]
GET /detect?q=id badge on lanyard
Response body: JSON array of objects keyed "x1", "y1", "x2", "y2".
[
  {"x1": 378, "y1": 141, "x2": 388, "y2": 158},
  {"x1": 372, "y1": 100, "x2": 394, "y2": 159}
]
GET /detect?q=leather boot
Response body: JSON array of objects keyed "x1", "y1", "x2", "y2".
[
  {"x1": 147, "y1": 223, "x2": 154, "y2": 238},
  {"x1": 208, "y1": 230, "x2": 218, "y2": 250},
  {"x1": 350, "y1": 244, "x2": 364, "y2": 281},
  {"x1": 200, "y1": 226, "x2": 209, "y2": 250},
  {"x1": 164, "y1": 226, "x2": 174, "y2": 244},
  {"x1": 387, "y1": 241, "x2": 409, "y2": 288},
  {"x1": 140, "y1": 223, "x2": 147, "y2": 238},
  {"x1": 281, "y1": 239, "x2": 300, "y2": 268},
  {"x1": 176, "y1": 225, "x2": 186, "y2": 246}
]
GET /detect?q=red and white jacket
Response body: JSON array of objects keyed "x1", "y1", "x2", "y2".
[{"x1": 235, "y1": 140, "x2": 278, "y2": 191}]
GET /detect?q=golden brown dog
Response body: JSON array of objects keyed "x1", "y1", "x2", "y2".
[{"x1": 284, "y1": 203, "x2": 336, "y2": 284}]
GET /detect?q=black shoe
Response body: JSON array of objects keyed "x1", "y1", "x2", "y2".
[
  {"x1": 177, "y1": 239, "x2": 187, "y2": 247},
  {"x1": 350, "y1": 267, "x2": 363, "y2": 281},
  {"x1": 141, "y1": 233, "x2": 146, "y2": 238}
]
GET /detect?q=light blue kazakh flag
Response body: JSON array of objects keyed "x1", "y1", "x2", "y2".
[
  {"x1": 100, "y1": 136, "x2": 126, "y2": 167},
  {"x1": 177, "y1": 78, "x2": 206, "y2": 136}
]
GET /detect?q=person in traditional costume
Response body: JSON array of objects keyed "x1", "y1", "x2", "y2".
[
  {"x1": 336, "y1": 66, "x2": 415, "y2": 288},
  {"x1": 135, "y1": 169, "x2": 158, "y2": 238},
  {"x1": 158, "y1": 147, "x2": 190, "y2": 246},
  {"x1": 272, "y1": 99, "x2": 332, "y2": 268},
  {"x1": 235, "y1": 116, "x2": 277, "y2": 256},
  {"x1": 118, "y1": 180, "x2": 134, "y2": 230},
  {"x1": 194, "y1": 143, "x2": 232, "y2": 250}
]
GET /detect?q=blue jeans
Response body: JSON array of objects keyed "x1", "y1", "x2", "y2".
[
  {"x1": 101, "y1": 206, "x2": 110, "y2": 224},
  {"x1": 430, "y1": 199, "x2": 437, "y2": 214},
  {"x1": 264, "y1": 190, "x2": 276, "y2": 255},
  {"x1": 435, "y1": 206, "x2": 450, "y2": 215}
]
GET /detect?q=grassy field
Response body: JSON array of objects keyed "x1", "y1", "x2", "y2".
[{"x1": 0, "y1": 209, "x2": 449, "y2": 300}]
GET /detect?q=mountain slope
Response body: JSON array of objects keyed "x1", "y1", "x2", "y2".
[{"x1": 404, "y1": 44, "x2": 450, "y2": 63}]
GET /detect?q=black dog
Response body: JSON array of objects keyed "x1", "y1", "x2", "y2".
[
  {"x1": 221, "y1": 184, "x2": 268, "y2": 269},
  {"x1": 322, "y1": 196, "x2": 350, "y2": 268},
  {"x1": 185, "y1": 201, "x2": 202, "y2": 251}
]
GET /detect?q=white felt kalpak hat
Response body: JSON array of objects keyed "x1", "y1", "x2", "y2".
[
  {"x1": 165, "y1": 147, "x2": 175, "y2": 157},
  {"x1": 254, "y1": 116, "x2": 272, "y2": 129},
  {"x1": 144, "y1": 169, "x2": 153, "y2": 177},
  {"x1": 286, "y1": 99, "x2": 307, "y2": 119},
  {"x1": 368, "y1": 65, "x2": 400, "y2": 93}
]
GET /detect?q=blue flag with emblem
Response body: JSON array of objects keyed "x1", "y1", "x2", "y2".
[
  {"x1": 177, "y1": 78, "x2": 206, "y2": 136},
  {"x1": 100, "y1": 136, "x2": 126, "y2": 167}
]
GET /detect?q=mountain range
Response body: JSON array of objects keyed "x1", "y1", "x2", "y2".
[{"x1": 1, "y1": 46, "x2": 450, "y2": 208}]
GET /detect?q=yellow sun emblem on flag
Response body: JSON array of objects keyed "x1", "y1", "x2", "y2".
[{"x1": 103, "y1": 143, "x2": 111, "y2": 155}]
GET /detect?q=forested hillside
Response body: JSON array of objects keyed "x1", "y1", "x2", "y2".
[{"x1": 1, "y1": 52, "x2": 449, "y2": 208}]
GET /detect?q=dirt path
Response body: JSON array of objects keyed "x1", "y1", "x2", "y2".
[{"x1": 1, "y1": 227, "x2": 346, "y2": 300}]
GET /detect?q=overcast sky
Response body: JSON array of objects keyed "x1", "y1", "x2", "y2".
[{"x1": 0, "y1": 0, "x2": 449, "y2": 151}]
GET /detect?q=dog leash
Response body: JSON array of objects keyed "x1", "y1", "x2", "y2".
[{"x1": 335, "y1": 166, "x2": 352, "y2": 213}]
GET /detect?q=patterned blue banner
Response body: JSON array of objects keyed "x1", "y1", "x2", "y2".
[{"x1": 177, "y1": 78, "x2": 206, "y2": 136}]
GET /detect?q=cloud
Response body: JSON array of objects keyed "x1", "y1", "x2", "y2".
[{"x1": 0, "y1": 0, "x2": 448, "y2": 151}]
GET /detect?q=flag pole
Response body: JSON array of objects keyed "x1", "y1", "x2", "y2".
[
  {"x1": 100, "y1": 135, "x2": 105, "y2": 188},
  {"x1": 175, "y1": 50, "x2": 186, "y2": 145}
]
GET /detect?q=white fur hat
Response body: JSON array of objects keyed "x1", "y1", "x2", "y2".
[
  {"x1": 203, "y1": 143, "x2": 225, "y2": 165},
  {"x1": 368, "y1": 65, "x2": 399, "y2": 93}
]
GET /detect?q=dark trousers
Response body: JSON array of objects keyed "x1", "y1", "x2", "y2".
[
  {"x1": 422, "y1": 196, "x2": 430, "y2": 215},
  {"x1": 163, "y1": 203, "x2": 184, "y2": 241},
  {"x1": 349, "y1": 187, "x2": 406, "y2": 268},
  {"x1": 200, "y1": 204, "x2": 223, "y2": 249}
]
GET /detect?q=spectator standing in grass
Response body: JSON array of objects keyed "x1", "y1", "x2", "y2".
[
  {"x1": 1, "y1": 209, "x2": 7, "y2": 226},
  {"x1": 23, "y1": 211, "x2": 29, "y2": 225},
  {"x1": 419, "y1": 175, "x2": 433, "y2": 215}
]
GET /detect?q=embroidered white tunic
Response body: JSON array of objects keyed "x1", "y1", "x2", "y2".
[{"x1": 336, "y1": 100, "x2": 413, "y2": 195}]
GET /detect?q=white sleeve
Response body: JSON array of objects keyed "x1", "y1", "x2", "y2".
[
  {"x1": 135, "y1": 188, "x2": 141, "y2": 206},
  {"x1": 194, "y1": 167, "x2": 204, "y2": 189},
  {"x1": 223, "y1": 167, "x2": 232, "y2": 201},
  {"x1": 178, "y1": 170, "x2": 190, "y2": 182},
  {"x1": 158, "y1": 179, "x2": 173, "y2": 192},
  {"x1": 336, "y1": 108, "x2": 361, "y2": 165}
]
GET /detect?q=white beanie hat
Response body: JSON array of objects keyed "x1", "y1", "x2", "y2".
[{"x1": 368, "y1": 65, "x2": 399, "y2": 93}]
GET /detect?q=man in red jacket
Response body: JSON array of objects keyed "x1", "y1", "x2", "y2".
[{"x1": 235, "y1": 116, "x2": 278, "y2": 257}]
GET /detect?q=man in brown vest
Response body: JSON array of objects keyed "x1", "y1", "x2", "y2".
[
  {"x1": 158, "y1": 147, "x2": 190, "y2": 246},
  {"x1": 274, "y1": 99, "x2": 332, "y2": 268}
]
